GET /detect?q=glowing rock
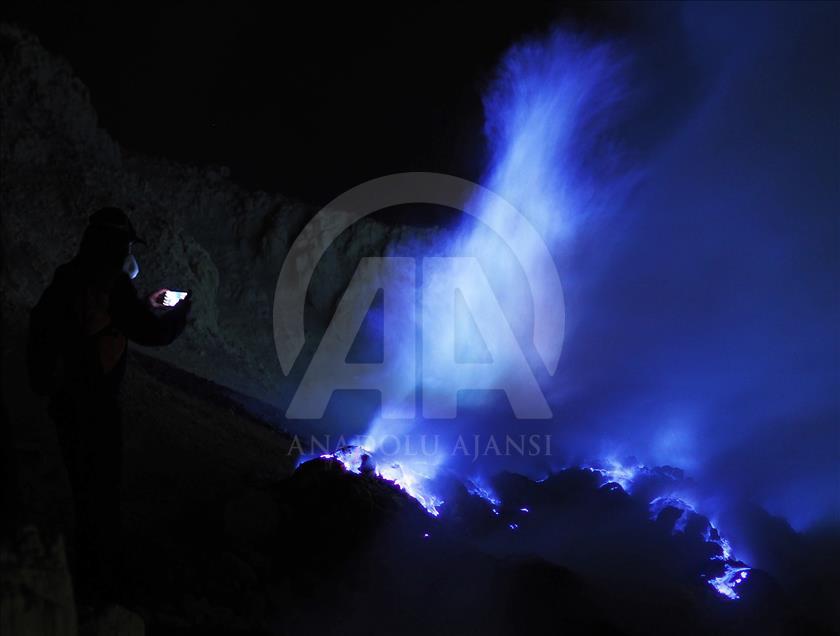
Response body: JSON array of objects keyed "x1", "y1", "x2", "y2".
[
  {"x1": 320, "y1": 446, "x2": 444, "y2": 516},
  {"x1": 709, "y1": 565, "x2": 751, "y2": 600}
]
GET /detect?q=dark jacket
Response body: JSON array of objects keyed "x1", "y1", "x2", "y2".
[{"x1": 27, "y1": 258, "x2": 188, "y2": 400}]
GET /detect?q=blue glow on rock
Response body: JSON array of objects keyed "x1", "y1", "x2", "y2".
[
  {"x1": 321, "y1": 446, "x2": 444, "y2": 516},
  {"x1": 646, "y1": 495, "x2": 751, "y2": 599},
  {"x1": 709, "y1": 565, "x2": 751, "y2": 600},
  {"x1": 649, "y1": 496, "x2": 695, "y2": 533},
  {"x1": 586, "y1": 459, "x2": 642, "y2": 492},
  {"x1": 304, "y1": 449, "x2": 754, "y2": 600},
  {"x1": 467, "y1": 477, "x2": 501, "y2": 506}
]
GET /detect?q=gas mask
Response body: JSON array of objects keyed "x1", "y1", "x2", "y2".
[{"x1": 122, "y1": 252, "x2": 140, "y2": 280}]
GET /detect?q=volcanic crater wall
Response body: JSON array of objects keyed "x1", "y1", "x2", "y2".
[{"x1": 0, "y1": 23, "x2": 421, "y2": 408}]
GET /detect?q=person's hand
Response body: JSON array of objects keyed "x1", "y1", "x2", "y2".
[
  {"x1": 148, "y1": 288, "x2": 191, "y2": 310},
  {"x1": 148, "y1": 288, "x2": 169, "y2": 309}
]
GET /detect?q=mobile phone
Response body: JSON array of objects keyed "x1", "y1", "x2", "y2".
[{"x1": 162, "y1": 290, "x2": 188, "y2": 307}]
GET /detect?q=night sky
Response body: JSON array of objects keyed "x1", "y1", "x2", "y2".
[{"x1": 2, "y1": 1, "x2": 633, "y2": 203}]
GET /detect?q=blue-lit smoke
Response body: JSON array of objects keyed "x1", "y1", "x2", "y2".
[
  {"x1": 410, "y1": 30, "x2": 633, "y2": 421},
  {"x1": 477, "y1": 32, "x2": 629, "y2": 248},
  {"x1": 355, "y1": 30, "x2": 635, "y2": 502},
  {"x1": 342, "y1": 3, "x2": 839, "y2": 568},
  {"x1": 549, "y1": 1, "x2": 840, "y2": 536},
  {"x1": 414, "y1": 31, "x2": 632, "y2": 417}
]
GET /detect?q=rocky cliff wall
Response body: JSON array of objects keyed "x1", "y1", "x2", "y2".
[{"x1": 0, "y1": 22, "x2": 428, "y2": 409}]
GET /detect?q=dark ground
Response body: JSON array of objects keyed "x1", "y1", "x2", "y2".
[{"x1": 2, "y1": 348, "x2": 838, "y2": 635}]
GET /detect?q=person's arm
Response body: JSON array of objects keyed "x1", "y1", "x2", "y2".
[{"x1": 110, "y1": 274, "x2": 191, "y2": 346}]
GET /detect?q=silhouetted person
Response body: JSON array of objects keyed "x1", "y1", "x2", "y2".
[{"x1": 27, "y1": 207, "x2": 192, "y2": 604}]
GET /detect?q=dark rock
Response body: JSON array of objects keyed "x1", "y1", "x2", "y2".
[
  {"x1": 224, "y1": 489, "x2": 281, "y2": 548},
  {"x1": 78, "y1": 604, "x2": 144, "y2": 636},
  {"x1": 0, "y1": 526, "x2": 76, "y2": 636}
]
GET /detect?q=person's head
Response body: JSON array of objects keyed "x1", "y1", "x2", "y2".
[{"x1": 79, "y1": 207, "x2": 145, "y2": 285}]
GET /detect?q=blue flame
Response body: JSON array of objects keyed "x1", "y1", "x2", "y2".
[
  {"x1": 709, "y1": 565, "x2": 750, "y2": 600},
  {"x1": 586, "y1": 458, "x2": 643, "y2": 492},
  {"x1": 582, "y1": 458, "x2": 753, "y2": 600},
  {"x1": 467, "y1": 476, "x2": 501, "y2": 506},
  {"x1": 322, "y1": 445, "x2": 445, "y2": 516}
]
